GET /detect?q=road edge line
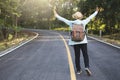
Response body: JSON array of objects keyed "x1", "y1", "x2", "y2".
[
  {"x1": 0, "y1": 32, "x2": 39, "y2": 57},
  {"x1": 59, "y1": 34, "x2": 76, "y2": 80},
  {"x1": 88, "y1": 36, "x2": 120, "y2": 49}
]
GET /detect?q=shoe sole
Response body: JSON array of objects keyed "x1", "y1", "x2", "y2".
[
  {"x1": 76, "y1": 71, "x2": 82, "y2": 75},
  {"x1": 85, "y1": 70, "x2": 92, "y2": 76}
]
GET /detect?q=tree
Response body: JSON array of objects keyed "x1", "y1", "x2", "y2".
[
  {"x1": 0, "y1": 0, "x2": 22, "y2": 39},
  {"x1": 78, "y1": 0, "x2": 120, "y2": 35}
]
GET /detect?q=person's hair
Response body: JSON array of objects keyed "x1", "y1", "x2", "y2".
[{"x1": 72, "y1": 12, "x2": 83, "y2": 19}]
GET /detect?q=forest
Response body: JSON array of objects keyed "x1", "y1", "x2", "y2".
[{"x1": 0, "y1": 0, "x2": 120, "y2": 41}]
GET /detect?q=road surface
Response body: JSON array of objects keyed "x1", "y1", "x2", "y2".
[{"x1": 0, "y1": 30, "x2": 120, "y2": 80}]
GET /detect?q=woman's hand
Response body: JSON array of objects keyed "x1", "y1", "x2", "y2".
[{"x1": 96, "y1": 7, "x2": 99, "y2": 12}]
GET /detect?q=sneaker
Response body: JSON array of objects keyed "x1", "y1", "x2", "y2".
[
  {"x1": 85, "y1": 68, "x2": 92, "y2": 76},
  {"x1": 76, "y1": 70, "x2": 82, "y2": 75}
]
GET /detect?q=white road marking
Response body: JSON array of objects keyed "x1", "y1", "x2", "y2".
[{"x1": 88, "y1": 36, "x2": 120, "y2": 49}]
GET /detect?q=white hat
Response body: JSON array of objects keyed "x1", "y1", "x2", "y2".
[{"x1": 72, "y1": 12, "x2": 83, "y2": 19}]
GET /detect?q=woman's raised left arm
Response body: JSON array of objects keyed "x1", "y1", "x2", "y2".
[{"x1": 83, "y1": 7, "x2": 99, "y2": 24}]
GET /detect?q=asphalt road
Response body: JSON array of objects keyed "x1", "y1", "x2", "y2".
[{"x1": 0, "y1": 30, "x2": 120, "y2": 80}]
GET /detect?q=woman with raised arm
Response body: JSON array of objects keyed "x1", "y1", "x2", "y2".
[{"x1": 54, "y1": 7, "x2": 99, "y2": 76}]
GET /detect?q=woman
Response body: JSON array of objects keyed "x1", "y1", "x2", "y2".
[{"x1": 53, "y1": 7, "x2": 99, "y2": 76}]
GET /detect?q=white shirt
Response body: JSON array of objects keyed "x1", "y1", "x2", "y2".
[{"x1": 56, "y1": 11, "x2": 98, "y2": 45}]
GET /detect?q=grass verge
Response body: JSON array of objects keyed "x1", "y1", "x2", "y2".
[
  {"x1": 89, "y1": 34, "x2": 120, "y2": 46},
  {"x1": 0, "y1": 31, "x2": 35, "y2": 52}
]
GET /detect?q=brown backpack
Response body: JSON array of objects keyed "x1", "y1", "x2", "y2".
[{"x1": 71, "y1": 24, "x2": 85, "y2": 42}]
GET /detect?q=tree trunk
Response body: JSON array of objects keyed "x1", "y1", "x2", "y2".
[
  {"x1": 14, "y1": 16, "x2": 18, "y2": 38},
  {"x1": 1, "y1": 27, "x2": 7, "y2": 39}
]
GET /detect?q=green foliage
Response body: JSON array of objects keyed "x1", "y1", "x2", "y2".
[
  {"x1": 0, "y1": 0, "x2": 120, "y2": 37},
  {"x1": 53, "y1": 27, "x2": 70, "y2": 31},
  {"x1": 0, "y1": 19, "x2": 4, "y2": 26},
  {"x1": 0, "y1": 0, "x2": 22, "y2": 40},
  {"x1": 8, "y1": 34, "x2": 13, "y2": 40},
  {"x1": 100, "y1": 24, "x2": 106, "y2": 31},
  {"x1": 12, "y1": 26, "x2": 21, "y2": 32},
  {"x1": 78, "y1": 0, "x2": 120, "y2": 35}
]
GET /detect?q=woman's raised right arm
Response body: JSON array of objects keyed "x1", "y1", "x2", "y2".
[{"x1": 53, "y1": 7, "x2": 71, "y2": 25}]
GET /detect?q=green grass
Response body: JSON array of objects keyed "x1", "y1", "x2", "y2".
[
  {"x1": 53, "y1": 27, "x2": 70, "y2": 32},
  {"x1": 89, "y1": 34, "x2": 120, "y2": 46},
  {"x1": 0, "y1": 38, "x2": 25, "y2": 51},
  {"x1": 0, "y1": 31, "x2": 34, "y2": 52}
]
